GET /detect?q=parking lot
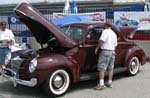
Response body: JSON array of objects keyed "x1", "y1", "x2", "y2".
[{"x1": 0, "y1": 62, "x2": 149, "y2": 98}]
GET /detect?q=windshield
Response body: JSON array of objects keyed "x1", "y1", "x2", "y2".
[{"x1": 61, "y1": 26, "x2": 86, "y2": 40}]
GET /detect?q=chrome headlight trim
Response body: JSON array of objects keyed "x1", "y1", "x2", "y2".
[{"x1": 29, "y1": 58, "x2": 37, "y2": 73}]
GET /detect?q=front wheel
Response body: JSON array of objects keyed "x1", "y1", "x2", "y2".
[
  {"x1": 44, "y1": 69, "x2": 70, "y2": 96},
  {"x1": 127, "y1": 57, "x2": 140, "y2": 76}
]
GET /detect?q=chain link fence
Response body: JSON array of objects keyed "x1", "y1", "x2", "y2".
[{"x1": 0, "y1": 3, "x2": 149, "y2": 58}]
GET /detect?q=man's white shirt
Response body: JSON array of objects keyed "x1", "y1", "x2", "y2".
[
  {"x1": 100, "y1": 29, "x2": 117, "y2": 51},
  {"x1": 0, "y1": 29, "x2": 15, "y2": 48}
]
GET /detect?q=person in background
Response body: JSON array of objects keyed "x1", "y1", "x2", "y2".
[
  {"x1": 0, "y1": 21, "x2": 15, "y2": 70},
  {"x1": 119, "y1": 13, "x2": 128, "y2": 26},
  {"x1": 94, "y1": 22, "x2": 117, "y2": 90}
]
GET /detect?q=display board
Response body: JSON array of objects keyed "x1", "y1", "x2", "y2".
[{"x1": 114, "y1": 12, "x2": 150, "y2": 30}]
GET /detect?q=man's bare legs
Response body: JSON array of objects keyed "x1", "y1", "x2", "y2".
[
  {"x1": 106, "y1": 70, "x2": 113, "y2": 88},
  {"x1": 108, "y1": 71, "x2": 113, "y2": 81},
  {"x1": 99, "y1": 71, "x2": 104, "y2": 85}
]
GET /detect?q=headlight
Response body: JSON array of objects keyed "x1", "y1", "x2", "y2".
[{"x1": 29, "y1": 58, "x2": 37, "y2": 73}]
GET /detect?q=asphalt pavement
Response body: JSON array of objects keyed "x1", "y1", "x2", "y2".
[{"x1": 0, "y1": 63, "x2": 150, "y2": 98}]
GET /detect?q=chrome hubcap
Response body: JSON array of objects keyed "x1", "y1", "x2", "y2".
[
  {"x1": 53, "y1": 75, "x2": 64, "y2": 88},
  {"x1": 131, "y1": 61, "x2": 136, "y2": 71}
]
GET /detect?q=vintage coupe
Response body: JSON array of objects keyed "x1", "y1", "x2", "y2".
[{"x1": 2, "y1": 2, "x2": 146, "y2": 96}]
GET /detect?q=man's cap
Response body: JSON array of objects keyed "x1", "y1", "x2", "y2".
[{"x1": 0, "y1": 21, "x2": 6, "y2": 25}]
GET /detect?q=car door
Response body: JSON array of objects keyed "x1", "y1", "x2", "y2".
[{"x1": 79, "y1": 28, "x2": 103, "y2": 73}]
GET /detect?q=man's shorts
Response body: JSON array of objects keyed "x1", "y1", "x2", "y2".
[
  {"x1": 0, "y1": 47, "x2": 11, "y2": 65},
  {"x1": 97, "y1": 50, "x2": 116, "y2": 72}
]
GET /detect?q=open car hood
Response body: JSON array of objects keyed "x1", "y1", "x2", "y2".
[
  {"x1": 14, "y1": 2, "x2": 77, "y2": 48},
  {"x1": 119, "y1": 26, "x2": 138, "y2": 39}
]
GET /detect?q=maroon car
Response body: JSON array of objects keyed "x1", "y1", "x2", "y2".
[{"x1": 1, "y1": 2, "x2": 146, "y2": 96}]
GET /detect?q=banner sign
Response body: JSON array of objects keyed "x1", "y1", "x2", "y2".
[
  {"x1": 53, "y1": 12, "x2": 106, "y2": 23},
  {"x1": 113, "y1": 0, "x2": 146, "y2": 3},
  {"x1": 8, "y1": 16, "x2": 23, "y2": 24},
  {"x1": 114, "y1": 12, "x2": 150, "y2": 30}
]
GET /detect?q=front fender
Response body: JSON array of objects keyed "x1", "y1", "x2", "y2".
[
  {"x1": 124, "y1": 46, "x2": 146, "y2": 68},
  {"x1": 35, "y1": 54, "x2": 80, "y2": 85}
]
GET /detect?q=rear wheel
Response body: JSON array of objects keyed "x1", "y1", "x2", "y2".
[
  {"x1": 127, "y1": 57, "x2": 140, "y2": 76},
  {"x1": 44, "y1": 69, "x2": 70, "y2": 97}
]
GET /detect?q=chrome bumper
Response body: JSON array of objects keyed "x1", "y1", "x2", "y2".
[{"x1": 1, "y1": 68, "x2": 37, "y2": 87}]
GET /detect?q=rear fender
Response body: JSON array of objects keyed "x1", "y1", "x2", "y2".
[{"x1": 124, "y1": 46, "x2": 146, "y2": 68}]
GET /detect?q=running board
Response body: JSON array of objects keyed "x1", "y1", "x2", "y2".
[{"x1": 80, "y1": 67, "x2": 126, "y2": 81}]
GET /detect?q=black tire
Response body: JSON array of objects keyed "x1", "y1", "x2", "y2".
[
  {"x1": 127, "y1": 57, "x2": 140, "y2": 76},
  {"x1": 44, "y1": 69, "x2": 70, "y2": 96}
]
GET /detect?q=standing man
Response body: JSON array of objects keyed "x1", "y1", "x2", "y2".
[
  {"x1": 94, "y1": 22, "x2": 117, "y2": 90},
  {"x1": 0, "y1": 21, "x2": 15, "y2": 68}
]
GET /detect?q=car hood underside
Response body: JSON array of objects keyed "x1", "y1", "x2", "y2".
[{"x1": 14, "y1": 2, "x2": 77, "y2": 48}]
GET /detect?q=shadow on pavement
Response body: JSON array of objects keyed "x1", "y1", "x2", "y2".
[{"x1": 0, "y1": 71, "x2": 139, "y2": 98}]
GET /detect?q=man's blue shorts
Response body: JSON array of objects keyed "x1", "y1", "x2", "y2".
[{"x1": 0, "y1": 47, "x2": 11, "y2": 65}]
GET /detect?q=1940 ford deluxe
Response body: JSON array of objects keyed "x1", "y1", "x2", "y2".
[{"x1": 1, "y1": 2, "x2": 146, "y2": 97}]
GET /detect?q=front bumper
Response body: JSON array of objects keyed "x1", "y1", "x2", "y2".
[{"x1": 1, "y1": 68, "x2": 37, "y2": 87}]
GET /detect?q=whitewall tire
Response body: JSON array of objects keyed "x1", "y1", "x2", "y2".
[
  {"x1": 44, "y1": 69, "x2": 70, "y2": 96},
  {"x1": 127, "y1": 57, "x2": 140, "y2": 76}
]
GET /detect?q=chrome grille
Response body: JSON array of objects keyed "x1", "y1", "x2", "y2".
[{"x1": 10, "y1": 56, "x2": 24, "y2": 76}]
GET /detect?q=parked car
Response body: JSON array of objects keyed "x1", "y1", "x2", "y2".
[
  {"x1": 133, "y1": 30, "x2": 150, "y2": 40},
  {"x1": 1, "y1": 2, "x2": 146, "y2": 97}
]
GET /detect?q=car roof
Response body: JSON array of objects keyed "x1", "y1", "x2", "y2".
[
  {"x1": 62, "y1": 21, "x2": 138, "y2": 40},
  {"x1": 62, "y1": 21, "x2": 104, "y2": 28}
]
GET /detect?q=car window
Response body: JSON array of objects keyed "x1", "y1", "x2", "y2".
[
  {"x1": 87, "y1": 27, "x2": 103, "y2": 41},
  {"x1": 61, "y1": 26, "x2": 85, "y2": 40},
  {"x1": 136, "y1": 30, "x2": 150, "y2": 34}
]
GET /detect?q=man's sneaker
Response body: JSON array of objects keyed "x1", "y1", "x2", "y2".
[
  {"x1": 94, "y1": 84, "x2": 105, "y2": 90},
  {"x1": 105, "y1": 83, "x2": 112, "y2": 88}
]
